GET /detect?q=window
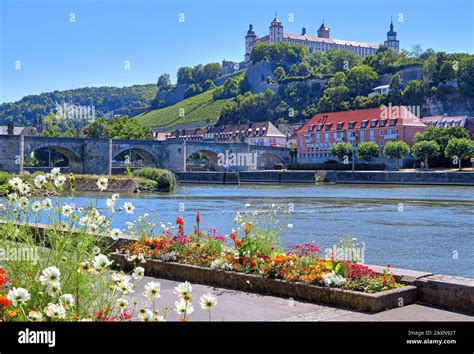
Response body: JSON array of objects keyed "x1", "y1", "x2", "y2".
[
  {"x1": 380, "y1": 119, "x2": 387, "y2": 127},
  {"x1": 309, "y1": 125, "x2": 315, "y2": 132},
  {"x1": 370, "y1": 120, "x2": 378, "y2": 127},
  {"x1": 380, "y1": 130, "x2": 384, "y2": 136},
  {"x1": 360, "y1": 131, "x2": 365, "y2": 140},
  {"x1": 370, "y1": 130, "x2": 375, "y2": 140},
  {"x1": 361, "y1": 120, "x2": 368, "y2": 128},
  {"x1": 336, "y1": 122, "x2": 344, "y2": 130},
  {"x1": 378, "y1": 140, "x2": 384, "y2": 147},
  {"x1": 325, "y1": 123, "x2": 332, "y2": 131},
  {"x1": 317, "y1": 124, "x2": 323, "y2": 131},
  {"x1": 389, "y1": 118, "x2": 397, "y2": 126},
  {"x1": 316, "y1": 134, "x2": 321, "y2": 142},
  {"x1": 325, "y1": 133, "x2": 330, "y2": 142},
  {"x1": 349, "y1": 121, "x2": 356, "y2": 129}
]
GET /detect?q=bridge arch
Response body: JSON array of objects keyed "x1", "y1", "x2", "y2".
[
  {"x1": 23, "y1": 144, "x2": 83, "y2": 173},
  {"x1": 186, "y1": 149, "x2": 223, "y2": 171},
  {"x1": 112, "y1": 148, "x2": 161, "y2": 171},
  {"x1": 258, "y1": 151, "x2": 287, "y2": 169}
]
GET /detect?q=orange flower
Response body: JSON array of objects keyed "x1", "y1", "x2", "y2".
[
  {"x1": 235, "y1": 239, "x2": 242, "y2": 248},
  {"x1": 230, "y1": 231, "x2": 237, "y2": 241},
  {"x1": 0, "y1": 295, "x2": 10, "y2": 307},
  {"x1": 243, "y1": 223, "x2": 252, "y2": 235},
  {"x1": 7, "y1": 310, "x2": 17, "y2": 318}
]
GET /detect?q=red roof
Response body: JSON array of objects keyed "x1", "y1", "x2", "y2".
[{"x1": 299, "y1": 107, "x2": 425, "y2": 133}]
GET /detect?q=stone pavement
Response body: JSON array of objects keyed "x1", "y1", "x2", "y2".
[{"x1": 128, "y1": 276, "x2": 473, "y2": 322}]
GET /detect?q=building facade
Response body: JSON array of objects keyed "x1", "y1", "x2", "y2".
[
  {"x1": 165, "y1": 121, "x2": 287, "y2": 147},
  {"x1": 296, "y1": 106, "x2": 426, "y2": 163},
  {"x1": 421, "y1": 115, "x2": 474, "y2": 140},
  {"x1": 244, "y1": 16, "x2": 399, "y2": 62}
]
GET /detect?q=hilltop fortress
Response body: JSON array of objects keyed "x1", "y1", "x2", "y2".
[{"x1": 245, "y1": 15, "x2": 399, "y2": 61}]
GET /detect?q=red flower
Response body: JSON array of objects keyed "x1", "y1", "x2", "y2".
[
  {"x1": 0, "y1": 295, "x2": 10, "y2": 307},
  {"x1": 196, "y1": 212, "x2": 200, "y2": 225},
  {"x1": 235, "y1": 239, "x2": 242, "y2": 248},
  {"x1": 144, "y1": 238, "x2": 151, "y2": 246},
  {"x1": 0, "y1": 269, "x2": 6, "y2": 286},
  {"x1": 230, "y1": 231, "x2": 237, "y2": 241},
  {"x1": 176, "y1": 216, "x2": 184, "y2": 226}
]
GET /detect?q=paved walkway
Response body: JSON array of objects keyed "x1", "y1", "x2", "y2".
[{"x1": 128, "y1": 276, "x2": 473, "y2": 322}]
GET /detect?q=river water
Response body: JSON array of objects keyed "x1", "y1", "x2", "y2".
[{"x1": 3, "y1": 183, "x2": 474, "y2": 278}]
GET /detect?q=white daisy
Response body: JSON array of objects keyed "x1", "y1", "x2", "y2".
[
  {"x1": 111, "y1": 193, "x2": 119, "y2": 201},
  {"x1": 59, "y1": 294, "x2": 75, "y2": 309},
  {"x1": 123, "y1": 202, "x2": 135, "y2": 214},
  {"x1": 54, "y1": 175, "x2": 66, "y2": 188},
  {"x1": 106, "y1": 199, "x2": 115, "y2": 213},
  {"x1": 173, "y1": 281, "x2": 192, "y2": 300},
  {"x1": 61, "y1": 204, "x2": 73, "y2": 217},
  {"x1": 138, "y1": 308, "x2": 154, "y2": 321},
  {"x1": 38, "y1": 266, "x2": 61, "y2": 286},
  {"x1": 116, "y1": 298, "x2": 128, "y2": 312},
  {"x1": 34, "y1": 175, "x2": 46, "y2": 189},
  {"x1": 42, "y1": 198, "x2": 52, "y2": 210},
  {"x1": 96, "y1": 176, "x2": 108, "y2": 191},
  {"x1": 8, "y1": 177, "x2": 23, "y2": 190},
  {"x1": 144, "y1": 281, "x2": 161, "y2": 300},
  {"x1": 31, "y1": 201, "x2": 42, "y2": 212},
  {"x1": 44, "y1": 303, "x2": 66, "y2": 319},
  {"x1": 27, "y1": 310, "x2": 43, "y2": 322},
  {"x1": 7, "y1": 287, "x2": 31, "y2": 307},
  {"x1": 108, "y1": 228, "x2": 121, "y2": 240},
  {"x1": 91, "y1": 254, "x2": 113, "y2": 272},
  {"x1": 199, "y1": 293, "x2": 217, "y2": 310},
  {"x1": 132, "y1": 266, "x2": 145, "y2": 280},
  {"x1": 174, "y1": 300, "x2": 194, "y2": 316}
]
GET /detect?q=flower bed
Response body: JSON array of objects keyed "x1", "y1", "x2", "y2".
[
  {"x1": 111, "y1": 252, "x2": 417, "y2": 312},
  {"x1": 116, "y1": 213, "x2": 417, "y2": 312}
]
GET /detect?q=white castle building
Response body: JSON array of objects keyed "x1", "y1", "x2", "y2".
[{"x1": 244, "y1": 15, "x2": 400, "y2": 63}]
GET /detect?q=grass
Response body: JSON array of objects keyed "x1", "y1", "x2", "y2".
[{"x1": 136, "y1": 88, "x2": 232, "y2": 128}]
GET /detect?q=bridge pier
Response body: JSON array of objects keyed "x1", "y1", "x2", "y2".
[
  {"x1": 83, "y1": 139, "x2": 112, "y2": 175},
  {"x1": 0, "y1": 135, "x2": 23, "y2": 174}
]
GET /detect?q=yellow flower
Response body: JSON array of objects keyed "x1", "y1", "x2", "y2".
[{"x1": 7, "y1": 310, "x2": 17, "y2": 318}]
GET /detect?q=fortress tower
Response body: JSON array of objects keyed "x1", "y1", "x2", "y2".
[{"x1": 384, "y1": 18, "x2": 400, "y2": 52}]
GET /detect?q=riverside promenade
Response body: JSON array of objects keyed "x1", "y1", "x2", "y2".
[{"x1": 131, "y1": 275, "x2": 473, "y2": 321}]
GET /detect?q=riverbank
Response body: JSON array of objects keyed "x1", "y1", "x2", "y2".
[{"x1": 175, "y1": 170, "x2": 474, "y2": 186}]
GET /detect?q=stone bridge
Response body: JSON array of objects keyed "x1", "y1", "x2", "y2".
[{"x1": 0, "y1": 135, "x2": 291, "y2": 174}]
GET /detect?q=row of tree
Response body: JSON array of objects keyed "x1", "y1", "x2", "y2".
[{"x1": 329, "y1": 127, "x2": 474, "y2": 170}]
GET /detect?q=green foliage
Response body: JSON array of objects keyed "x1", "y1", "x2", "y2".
[
  {"x1": 287, "y1": 163, "x2": 385, "y2": 171},
  {"x1": 346, "y1": 65, "x2": 379, "y2": 96},
  {"x1": 184, "y1": 83, "x2": 203, "y2": 99},
  {"x1": 414, "y1": 126, "x2": 469, "y2": 152},
  {"x1": 356, "y1": 142, "x2": 380, "y2": 162},
  {"x1": 0, "y1": 84, "x2": 157, "y2": 127},
  {"x1": 444, "y1": 138, "x2": 474, "y2": 170},
  {"x1": 458, "y1": 56, "x2": 474, "y2": 96},
  {"x1": 383, "y1": 141, "x2": 410, "y2": 169},
  {"x1": 330, "y1": 142, "x2": 353, "y2": 161},
  {"x1": 411, "y1": 140, "x2": 440, "y2": 169},
  {"x1": 218, "y1": 90, "x2": 276, "y2": 125},
  {"x1": 274, "y1": 66, "x2": 286, "y2": 79},
  {"x1": 157, "y1": 73, "x2": 172, "y2": 91},
  {"x1": 176, "y1": 63, "x2": 222, "y2": 85},
  {"x1": 401, "y1": 80, "x2": 425, "y2": 106},
  {"x1": 84, "y1": 116, "x2": 148, "y2": 139},
  {"x1": 250, "y1": 42, "x2": 309, "y2": 63},
  {"x1": 132, "y1": 168, "x2": 177, "y2": 192},
  {"x1": 136, "y1": 88, "x2": 232, "y2": 128}
]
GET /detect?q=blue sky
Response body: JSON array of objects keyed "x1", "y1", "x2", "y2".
[{"x1": 0, "y1": 0, "x2": 473, "y2": 103}]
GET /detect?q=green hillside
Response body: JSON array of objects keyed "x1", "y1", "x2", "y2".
[{"x1": 136, "y1": 88, "x2": 231, "y2": 128}]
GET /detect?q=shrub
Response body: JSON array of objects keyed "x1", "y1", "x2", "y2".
[{"x1": 133, "y1": 168, "x2": 177, "y2": 192}]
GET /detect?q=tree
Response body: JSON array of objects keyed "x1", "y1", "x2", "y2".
[
  {"x1": 274, "y1": 66, "x2": 286, "y2": 80},
  {"x1": 177, "y1": 67, "x2": 194, "y2": 85},
  {"x1": 438, "y1": 61, "x2": 456, "y2": 82},
  {"x1": 383, "y1": 141, "x2": 410, "y2": 170},
  {"x1": 389, "y1": 73, "x2": 402, "y2": 91},
  {"x1": 330, "y1": 142, "x2": 353, "y2": 162},
  {"x1": 346, "y1": 65, "x2": 378, "y2": 96},
  {"x1": 157, "y1": 74, "x2": 171, "y2": 91},
  {"x1": 356, "y1": 142, "x2": 379, "y2": 162},
  {"x1": 201, "y1": 79, "x2": 216, "y2": 91},
  {"x1": 444, "y1": 138, "x2": 474, "y2": 171},
  {"x1": 411, "y1": 141, "x2": 440, "y2": 170},
  {"x1": 401, "y1": 80, "x2": 425, "y2": 106},
  {"x1": 84, "y1": 116, "x2": 148, "y2": 140},
  {"x1": 458, "y1": 56, "x2": 474, "y2": 96}
]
